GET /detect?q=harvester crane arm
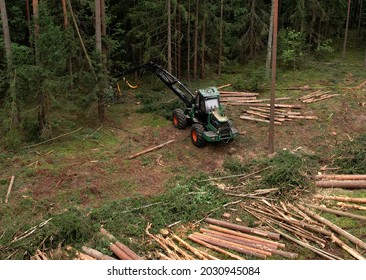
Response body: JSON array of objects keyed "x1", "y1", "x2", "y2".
[{"x1": 121, "y1": 62, "x2": 195, "y2": 108}]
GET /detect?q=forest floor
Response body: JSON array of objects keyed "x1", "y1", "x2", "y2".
[{"x1": 0, "y1": 52, "x2": 366, "y2": 260}]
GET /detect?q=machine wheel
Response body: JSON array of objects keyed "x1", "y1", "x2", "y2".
[
  {"x1": 172, "y1": 109, "x2": 187, "y2": 129},
  {"x1": 191, "y1": 124, "x2": 206, "y2": 147}
]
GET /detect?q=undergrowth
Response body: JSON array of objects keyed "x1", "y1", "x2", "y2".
[
  {"x1": 332, "y1": 133, "x2": 366, "y2": 174},
  {"x1": 0, "y1": 179, "x2": 227, "y2": 259}
]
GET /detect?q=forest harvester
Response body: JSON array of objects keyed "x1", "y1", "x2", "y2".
[{"x1": 120, "y1": 62, "x2": 238, "y2": 147}]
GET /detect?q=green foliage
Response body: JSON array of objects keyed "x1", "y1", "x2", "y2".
[
  {"x1": 135, "y1": 90, "x2": 183, "y2": 119},
  {"x1": 314, "y1": 39, "x2": 335, "y2": 60},
  {"x1": 278, "y1": 29, "x2": 307, "y2": 69},
  {"x1": 250, "y1": 150, "x2": 319, "y2": 198},
  {"x1": 333, "y1": 134, "x2": 366, "y2": 174}
]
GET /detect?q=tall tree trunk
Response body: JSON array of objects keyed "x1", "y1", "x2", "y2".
[
  {"x1": 95, "y1": 0, "x2": 102, "y2": 54},
  {"x1": 218, "y1": 0, "x2": 224, "y2": 76},
  {"x1": 343, "y1": 0, "x2": 351, "y2": 58},
  {"x1": 167, "y1": 0, "x2": 172, "y2": 73},
  {"x1": 32, "y1": 0, "x2": 39, "y2": 38},
  {"x1": 95, "y1": 0, "x2": 104, "y2": 122},
  {"x1": 266, "y1": 0, "x2": 274, "y2": 76},
  {"x1": 177, "y1": 0, "x2": 181, "y2": 78},
  {"x1": 200, "y1": 0, "x2": 206, "y2": 79},
  {"x1": 358, "y1": 0, "x2": 363, "y2": 37},
  {"x1": 0, "y1": 0, "x2": 12, "y2": 68},
  {"x1": 268, "y1": 0, "x2": 279, "y2": 155},
  {"x1": 187, "y1": 0, "x2": 191, "y2": 81},
  {"x1": 193, "y1": 0, "x2": 199, "y2": 79},
  {"x1": 26, "y1": 0, "x2": 32, "y2": 47},
  {"x1": 62, "y1": 0, "x2": 73, "y2": 82},
  {"x1": 101, "y1": 0, "x2": 107, "y2": 70}
]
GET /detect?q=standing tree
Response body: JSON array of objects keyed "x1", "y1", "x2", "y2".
[
  {"x1": 187, "y1": 0, "x2": 191, "y2": 81},
  {"x1": 0, "y1": 0, "x2": 11, "y2": 68},
  {"x1": 217, "y1": 0, "x2": 224, "y2": 76},
  {"x1": 343, "y1": 0, "x2": 352, "y2": 58},
  {"x1": 193, "y1": 0, "x2": 199, "y2": 79},
  {"x1": 167, "y1": 0, "x2": 172, "y2": 73}
]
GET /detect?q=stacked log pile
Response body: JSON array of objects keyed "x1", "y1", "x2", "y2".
[
  {"x1": 315, "y1": 174, "x2": 366, "y2": 189},
  {"x1": 146, "y1": 219, "x2": 297, "y2": 260},
  {"x1": 299, "y1": 90, "x2": 339, "y2": 103},
  {"x1": 241, "y1": 199, "x2": 366, "y2": 260},
  {"x1": 239, "y1": 105, "x2": 317, "y2": 125}
]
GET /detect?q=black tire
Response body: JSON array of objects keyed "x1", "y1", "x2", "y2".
[
  {"x1": 191, "y1": 123, "x2": 206, "y2": 147},
  {"x1": 172, "y1": 109, "x2": 187, "y2": 129}
]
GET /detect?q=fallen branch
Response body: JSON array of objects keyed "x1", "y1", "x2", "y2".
[
  {"x1": 24, "y1": 127, "x2": 83, "y2": 149},
  {"x1": 128, "y1": 139, "x2": 176, "y2": 159},
  {"x1": 171, "y1": 234, "x2": 208, "y2": 260},
  {"x1": 5, "y1": 175, "x2": 15, "y2": 204},
  {"x1": 298, "y1": 204, "x2": 366, "y2": 251}
]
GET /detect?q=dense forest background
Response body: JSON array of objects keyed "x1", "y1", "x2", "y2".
[{"x1": 0, "y1": 0, "x2": 365, "y2": 149}]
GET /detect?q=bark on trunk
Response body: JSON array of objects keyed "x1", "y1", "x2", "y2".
[
  {"x1": 0, "y1": 0, "x2": 12, "y2": 68},
  {"x1": 187, "y1": 0, "x2": 191, "y2": 81},
  {"x1": 217, "y1": 0, "x2": 224, "y2": 76},
  {"x1": 167, "y1": 0, "x2": 172, "y2": 73},
  {"x1": 193, "y1": 0, "x2": 199, "y2": 79}
]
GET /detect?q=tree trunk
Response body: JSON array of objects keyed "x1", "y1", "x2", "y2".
[
  {"x1": 218, "y1": 0, "x2": 224, "y2": 76},
  {"x1": 95, "y1": 0, "x2": 102, "y2": 54},
  {"x1": 343, "y1": 0, "x2": 351, "y2": 58},
  {"x1": 358, "y1": 0, "x2": 363, "y2": 37},
  {"x1": 32, "y1": 0, "x2": 39, "y2": 38},
  {"x1": 193, "y1": 0, "x2": 199, "y2": 79},
  {"x1": 265, "y1": 0, "x2": 274, "y2": 76},
  {"x1": 25, "y1": 0, "x2": 32, "y2": 47},
  {"x1": 200, "y1": 0, "x2": 206, "y2": 79},
  {"x1": 268, "y1": 0, "x2": 279, "y2": 154},
  {"x1": 187, "y1": 0, "x2": 191, "y2": 81},
  {"x1": 101, "y1": 0, "x2": 107, "y2": 70},
  {"x1": 0, "y1": 0, "x2": 12, "y2": 68},
  {"x1": 177, "y1": 0, "x2": 181, "y2": 78},
  {"x1": 167, "y1": 0, "x2": 172, "y2": 73}
]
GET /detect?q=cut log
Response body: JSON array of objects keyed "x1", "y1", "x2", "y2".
[
  {"x1": 304, "y1": 94, "x2": 339, "y2": 103},
  {"x1": 299, "y1": 90, "x2": 322, "y2": 100},
  {"x1": 200, "y1": 230, "x2": 297, "y2": 259},
  {"x1": 240, "y1": 115, "x2": 282, "y2": 125},
  {"x1": 245, "y1": 110, "x2": 286, "y2": 122},
  {"x1": 308, "y1": 204, "x2": 366, "y2": 221},
  {"x1": 337, "y1": 202, "x2": 366, "y2": 211},
  {"x1": 330, "y1": 234, "x2": 365, "y2": 260},
  {"x1": 188, "y1": 234, "x2": 245, "y2": 260},
  {"x1": 205, "y1": 217, "x2": 280, "y2": 240},
  {"x1": 200, "y1": 228, "x2": 278, "y2": 249},
  {"x1": 110, "y1": 243, "x2": 133, "y2": 260},
  {"x1": 298, "y1": 204, "x2": 366, "y2": 250},
  {"x1": 315, "y1": 180, "x2": 366, "y2": 189},
  {"x1": 219, "y1": 91, "x2": 259, "y2": 96},
  {"x1": 286, "y1": 115, "x2": 318, "y2": 120},
  {"x1": 316, "y1": 174, "x2": 366, "y2": 180},
  {"x1": 313, "y1": 195, "x2": 366, "y2": 204},
  {"x1": 5, "y1": 175, "x2": 15, "y2": 204},
  {"x1": 216, "y1": 84, "x2": 232, "y2": 90},
  {"x1": 82, "y1": 246, "x2": 116, "y2": 260},
  {"x1": 192, "y1": 233, "x2": 268, "y2": 258},
  {"x1": 207, "y1": 224, "x2": 285, "y2": 248},
  {"x1": 128, "y1": 140, "x2": 176, "y2": 159}
]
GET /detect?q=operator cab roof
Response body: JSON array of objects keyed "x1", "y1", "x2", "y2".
[{"x1": 199, "y1": 87, "x2": 220, "y2": 99}]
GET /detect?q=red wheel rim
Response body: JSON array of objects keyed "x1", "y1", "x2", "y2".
[
  {"x1": 173, "y1": 116, "x2": 178, "y2": 126},
  {"x1": 192, "y1": 130, "x2": 198, "y2": 142}
]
